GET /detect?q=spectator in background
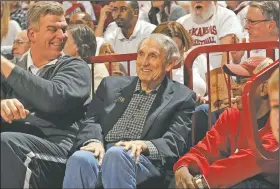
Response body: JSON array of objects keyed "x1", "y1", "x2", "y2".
[
  {"x1": 177, "y1": 1, "x2": 242, "y2": 69},
  {"x1": 104, "y1": 1, "x2": 156, "y2": 76},
  {"x1": 137, "y1": 1, "x2": 152, "y2": 23},
  {"x1": 226, "y1": 1, "x2": 250, "y2": 30},
  {"x1": 63, "y1": 33, "x2": 195, "y2": 189},
  {"x1": 8, "y1": 1, "x2": 27, "y2": 29},
  {"x1": 171, "y1": 56, "x2": 279, "y2": 189},
  {"x1": 1, "y1": 2, "x2": 91, "y2": 188},
  {"x1": 1, "y1": 1, "x2": 22, "y2": 46},
  {"x1": 63, "y1": 1, "x2": 96, "y2": 22},
  {"x1": 63, "y1": 24, "x2": 109, "y2": 92},
  {"x1": 149, "y1": 1, "x2": 186, "y2": 25},
  {"x1": 231, "y1": 1, "x2": 279, "y2": 64},
  {"x1": 98, "y1": 43, "x2": 127, "y2": 76},
  {"x1": 152, "y1": 21, "x2": 211, "y2": 97},
  {"x1": 268, "y1": 69, "x2": 279, "y2": 143},
  {"x1": 94, "y1": 1, "x2": 117, "y2": 38},
  {"x1": 12, "y1": 30, "x2": 30, "y2": 59},
  {"x1": 69, "y1": 12, "x2": 104, "y2": 55},
  {"x1": 177, "y1": 1, "x2": 243, "y2": 143}
]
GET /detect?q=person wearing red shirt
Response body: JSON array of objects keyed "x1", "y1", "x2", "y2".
[{"x1": 172, "y1": 56, "x2": 279, "y2": 189}]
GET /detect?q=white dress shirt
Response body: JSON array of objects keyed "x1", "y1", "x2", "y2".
[{"x1": 104, "y1": 20, "x2": 156, "y2": 76}]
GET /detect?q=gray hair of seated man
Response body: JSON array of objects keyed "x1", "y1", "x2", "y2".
[
  {"x1": 66, "y1": 24, "x2": 97, "y2": 58},
  {"x1": 249, "y1": 1, "x2": 279, "y2": 31},
  {"x1": 138, "y1": 33, "x2": 181, "y2": 65}
]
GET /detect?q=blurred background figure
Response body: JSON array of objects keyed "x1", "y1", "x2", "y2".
[
  {"x1": 1, "y1": 1, "x2": 22, "y2": 46},
  {"x1": 63, "y1": 1, "x2": 96, "y2": 23},
  {"x1": 98, "y1": 43, "x2": 126, "y2": 76},
  {"x1": 177, "y1": 1, "x2": 191, "y2": 14},
  {"x1": 268, "y1": 69, "x2": 279, "y2": 143},
  {"x1": 12, "y1": 30, "x2": 30, "y2": 58},
  {"x1": 148, "y1": 1, "x2": 186, "y2": 25},
  {"x1": 152, "y1": 21, "x2": 209, "y2": 97},
  {"x1": 8, "y1": 1, "x2": 27, "y2": 29},
  {"x1": 63, "y1": 24, "x2": 109, "y2": 92},
  {"x1": 226, "y1": 1, "x2": 250, "y2": 30}
]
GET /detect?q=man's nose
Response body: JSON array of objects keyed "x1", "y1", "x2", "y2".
[
  {"x1": 56, "y1": 29, "x2": 66, "y2": 40},
  {"x1": 142, "y1": 56, "x2": 150, "y2": 66}
]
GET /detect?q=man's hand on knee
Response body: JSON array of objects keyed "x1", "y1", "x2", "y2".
[
  {"x1": 80, "y1": 142, "x2": 105, "y2": 166},
  {"x1": 1, "y1": 99, "x2": 30, "y2": 123},
  {"x1": 115, "y1": 140, "x2": 148, "y2": 164}
]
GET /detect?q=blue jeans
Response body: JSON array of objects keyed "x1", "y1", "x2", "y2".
[
  {"x1": 194, "y1": 104, "x2": 224, "y2": 144},
  {"x1": 63, "y1": 145, "x2": 161, "y2": 189}
]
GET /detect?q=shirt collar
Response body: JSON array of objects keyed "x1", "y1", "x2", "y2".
[
  {"x1": 27, "y1": 49, "x2": 59, "y2": 71},
  {"x1": 116, "y1": 20, "x2": 141, "y2": 40},
  {"x1": 134, "y1": 79, "x2": 161, "y2": 95}
]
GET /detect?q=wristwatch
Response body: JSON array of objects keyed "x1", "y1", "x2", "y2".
[{"x1": 192, "y1": 174, "x2": 210, "y2": 189}]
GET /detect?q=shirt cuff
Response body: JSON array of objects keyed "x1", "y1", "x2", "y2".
[
  {"x1": 83, "y1": 139, "x2": 103, "y2": 146},
  {"x1": 144, "y1": 141, "x2": 161, "y2": 160}
]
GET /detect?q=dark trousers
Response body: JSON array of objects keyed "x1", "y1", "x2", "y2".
[
  {"x1": 193, "y1": 104, "x2": 224, "y2": 144},
  {"x1": 1, "y1": 128, "x2": 69, "y2": 188}
]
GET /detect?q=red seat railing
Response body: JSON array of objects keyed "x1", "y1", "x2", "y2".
[
  {"x1": 85, "y1": 53, "x2": 137, "y2": 91},
  {"x1": 242, "y1": 59, "x2": 279, "y2": 160},
  {"x1": 184, "y1": 41, "x2": 279, "y2": 145}
]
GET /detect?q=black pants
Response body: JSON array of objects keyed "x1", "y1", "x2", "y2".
[{"x1": 1, "y1": 131, "x2": 69, "y2": 188}]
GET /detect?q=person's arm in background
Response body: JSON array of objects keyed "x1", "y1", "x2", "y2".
[
  {"x1": 192, "y1": 55, "x2": 207, "y2": 98},
  {"x1": 95, "y1": 4, "x2": 113, "y2": 37},
  {"x1": 218, "y1": 7, "x2": 243, "y2": 65}
]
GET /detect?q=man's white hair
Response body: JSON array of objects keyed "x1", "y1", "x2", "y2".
[{"x1": 138, "y1": 33, "x2": 181, "y2": 65}]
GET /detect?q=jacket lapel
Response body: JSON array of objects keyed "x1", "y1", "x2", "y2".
[
  {"x1": 103, "y1": 77, "x2": 138, "y2": 133},
  {"x1": 141, "y1": 77, "x2": 174, "y2": 138}
]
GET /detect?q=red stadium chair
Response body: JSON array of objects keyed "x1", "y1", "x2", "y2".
[{"x1": 242, "y1": 59, "x2": 279, "y2": 160}]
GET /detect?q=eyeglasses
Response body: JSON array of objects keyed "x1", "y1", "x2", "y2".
[
  {"x1": 13, "y1": 40, "x2": 30, "y2": 45},
  {"x1": 245, "y1": 18, "x2": 271, "y2": 26}
]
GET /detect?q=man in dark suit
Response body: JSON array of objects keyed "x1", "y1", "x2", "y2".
[
  {"x1": 1, "y1": 2, "x2": 91, "y2": 188},
  {"x1": 63, "y1": 33, "x2": 196, "y2": 189}
]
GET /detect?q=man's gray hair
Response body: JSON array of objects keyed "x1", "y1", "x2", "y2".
[
  {"x1": 27, "y1": 1, "x2": 64, "y2": 30},
  {"x1": 138, "y1": 33, "x2": 181, "y2": 65},
  {"x1": 250, "y1": 1, "x2": 279, "y2": 29}
]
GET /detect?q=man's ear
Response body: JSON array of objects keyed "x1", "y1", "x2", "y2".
[
  {"x1": 268, "y1": 20, "x2": 277, "y2": 32},
  {"x1": 27, "y1": 28, "x2": 36, "y2": 43},
  {"x1": 165, "y1": 59, "x2": 178, "y2": 72}
]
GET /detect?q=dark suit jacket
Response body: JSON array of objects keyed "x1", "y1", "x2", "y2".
[
  {"x1": 74, "y1": 76, "x2": 196, "y2": 168},
  {"x1": 1, "y1": 54, "x2": 91, "y2": 151}
]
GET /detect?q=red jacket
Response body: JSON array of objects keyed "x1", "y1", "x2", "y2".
[{"x1": 173, "y1": 107, "x2": 279, "y2": 188}]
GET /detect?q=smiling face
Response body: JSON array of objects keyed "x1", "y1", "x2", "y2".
[
  {"x1": 28, "y1": 14, "x2": 68, "y2": 61},
  {"x1": 136, "y1": 38, "x2": 173, "y2": 87}
]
